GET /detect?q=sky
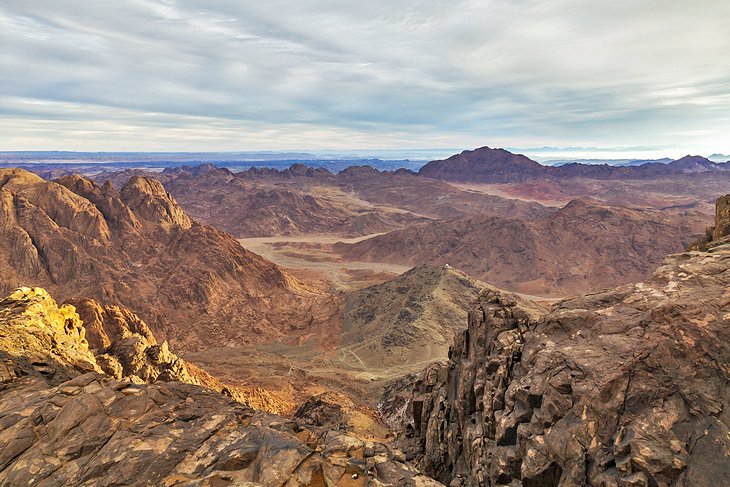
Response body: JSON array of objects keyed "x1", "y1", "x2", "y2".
[{"x1": 1, "y1": 0, "x2": 729, "y2": 158}]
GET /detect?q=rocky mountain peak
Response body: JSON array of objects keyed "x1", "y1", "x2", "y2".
[
  {"x1": 668, "y1": 155, "x2": 717, "y2": 172},
  {"x1": 120, "y1": 175, "x2": 193, "y2": 229},
  {"x1": 1, "y1": 168, "x2": 112, "y2": 243},
  {"x1": 418, "y1": 146, "x2": 547, "y2": 183}
]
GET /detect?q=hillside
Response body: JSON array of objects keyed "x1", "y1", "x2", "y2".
[
  {"x1": 335, "y1": 199, "x2": 707, "y2": 296},
  {"x1": 339, "y1": 265, "x2": 546, "y2": 373},
  {"x1": 0, "y1": 168, "x2": 335, "y2": 351}
]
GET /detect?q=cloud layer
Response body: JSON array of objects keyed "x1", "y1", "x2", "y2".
[{"x1": 1, "y1": 0, "x2": 729, "y2": 155}]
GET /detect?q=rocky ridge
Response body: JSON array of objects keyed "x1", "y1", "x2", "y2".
[
  {"x1": 389, "y1": 196, "x2": 730, "y2": 486},
  {"x1": 0, "y1": 168, "x2": 334, "y2": 350}
]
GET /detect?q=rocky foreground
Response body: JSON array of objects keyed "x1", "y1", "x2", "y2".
[
  {"x1": 384, "y1": 197, "x2": 730, "y2": 486},
  {"x1": 0, "y1": 287, "x2": 441, "y2": 486}
]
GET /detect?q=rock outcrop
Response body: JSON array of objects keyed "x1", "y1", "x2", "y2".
[
  {"x1": 0, "y1": 287, "x2": 100, "y2": 385},
  {"x1": 393, "y1": 207, "x2": 730, "y2": 485},
  {"x1": 0, "y1": 287, "x2": 444, "y2": 486},
  {"x1": 689, "y1": 194, "x2": 730, "y2": 250}
]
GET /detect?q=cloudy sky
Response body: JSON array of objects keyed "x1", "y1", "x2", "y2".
[{"x1": 1, "y1": 0, "x2": 729, "y2": 157}]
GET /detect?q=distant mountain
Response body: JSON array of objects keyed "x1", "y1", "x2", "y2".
[
  {"x1": 708, "y1": 153, "x2": 730, "y2": 163},
  {"x1": 418, "y1": 146, "x2": 730, "y2": 183},
  {"x1": 667, "y1": 155, "x2": 723, "y2": 172},
  {"x1": 546, "y1": 158, "x2": 674, "y2": 167},
  {"x1": 0, "y1": 168, "x2": 334, "y2": 350},
  {"x1": 419, "y1": 146, "x2": 548, "y2": 182}
]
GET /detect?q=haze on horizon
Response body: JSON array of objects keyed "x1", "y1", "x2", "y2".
[{"x1": 1, "y1": 0, "x2": 729, "y2": 159}]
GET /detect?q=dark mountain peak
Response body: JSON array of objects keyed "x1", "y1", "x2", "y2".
[
  {"x1": 418, "y1": 146, "x2": 547, "y2": 183},
  {"x1": 668, "y1": 155, "x2": 719, "y2": 172},
  {"x1": 120, "y1": 176, "x2": 193, "y2": 229}
]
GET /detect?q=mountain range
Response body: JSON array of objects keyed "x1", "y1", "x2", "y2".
[{"x1": 419, "y1": 146, "x2": 729, "y2": 183}]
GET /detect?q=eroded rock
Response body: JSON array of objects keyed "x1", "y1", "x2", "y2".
[{"x1": 396, "y1": 240, "x2": 730, "y2": 486}]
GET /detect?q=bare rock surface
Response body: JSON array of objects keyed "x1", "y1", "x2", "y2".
[
  {"x1": 0, "y1": 287, "x2": 444, "y2": 486},
  {"x1": 393, "y1": 221, "x2": 730, "y2": 485}
]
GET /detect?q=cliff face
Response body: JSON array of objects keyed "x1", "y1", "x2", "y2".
[
  {"x1": 395, "y1": 198, "x2": 730, "y2": 486},
  {"x1": 0, "y1": 287, "x2": 444, "y2": 486}
]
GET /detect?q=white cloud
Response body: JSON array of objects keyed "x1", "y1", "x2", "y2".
[{"x1": 0, "y1": 0, "x2": 729, "y2": 155}]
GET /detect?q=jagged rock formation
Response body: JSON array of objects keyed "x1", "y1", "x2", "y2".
[
  {"x1": 0, "y1": 287, "x2": 444, "y2": 486},
  {"x1": 0, "y1": 287, "x2": 100, "y2": 384},
  {"x1": 0, "y1": 168, "x2": 334, "y2": 350},
  {"x1": 335, "y1": 199, "x2": 706, "y2": 297},
  {"x1": 689, "y1": 194, "x2": 730, "y2": 250},
  {"x1": 392, "y1": 199, "x2": 730, "y2": 486}
]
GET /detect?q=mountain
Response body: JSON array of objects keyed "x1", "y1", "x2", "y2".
[
  {"x1": 419, "y1": 146, "x2": 548, "y2": 183},
  {"x1": 334, "y1": 199, "x2": 707, "y2": 296},
  {"x1": 0, "y1": 286, "x2": 441, "y2": 486},
  {"x1": 667, "y1": 155, "x2": 724, "y2": 172},
  {"x1": 708, "y1": 153, "x2": 730, "y2": 163},
  {"x1": 0, "y1": 168, "x2": 334, "y2": 350},
  {"x1": 339, "y1": 265, "x2": 546, "y2": 373},
  {"x1": 387, "y1": 195, "x2": 730, "y2": 486},
  {"x1": 418, "y1": 147, "x2": 730, "y2": 183}
]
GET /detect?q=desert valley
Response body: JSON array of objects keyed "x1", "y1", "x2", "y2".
[{"x1": 1, "y1": 146, "x2": 729, "y2": 485}]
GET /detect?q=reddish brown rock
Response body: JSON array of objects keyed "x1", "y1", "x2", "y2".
[
  {"x1": 0, "y1": 168, "x2": 335, "y2": 351},
  {"x1": 393, "y1": 214, "x2": 730, "y2": 485}
]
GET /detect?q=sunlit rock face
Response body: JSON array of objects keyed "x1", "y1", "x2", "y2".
[{"x1": 0, "y1": 287, "x2": 445, "y2": 486}]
